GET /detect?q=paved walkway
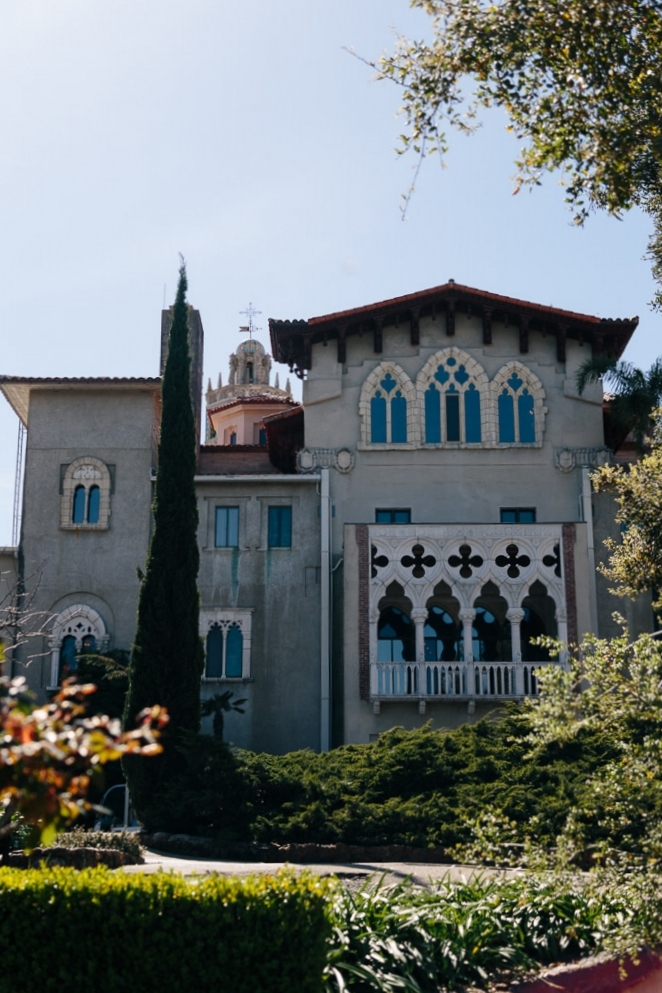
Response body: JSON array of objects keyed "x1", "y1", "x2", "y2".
[{"x1": 123, "y1": 849, "x2": 522, "y2": 885}]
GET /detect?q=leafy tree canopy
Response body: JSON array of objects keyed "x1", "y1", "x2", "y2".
[
  {"x1": 378, "y1": 0, "x2": 662, "y2": 301},
  {"x1": 591, "y1": 412, "x2": 662, "y2": 611},
  {"x1": 577, "y1": 354, "x2": 662, "y2": 450}
]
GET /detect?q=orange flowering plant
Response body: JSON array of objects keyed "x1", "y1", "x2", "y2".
[{"x1": 0, "y1": 672, "x2": 167, "y2": 850}]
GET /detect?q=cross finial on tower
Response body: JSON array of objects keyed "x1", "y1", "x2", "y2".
[{"x1": 239, "y1": 302, "x2": 262, "y2": 339}]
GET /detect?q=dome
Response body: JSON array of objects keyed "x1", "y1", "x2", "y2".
[{"x1": 237, "y1": 338, "x2": 266, "y2": 356}]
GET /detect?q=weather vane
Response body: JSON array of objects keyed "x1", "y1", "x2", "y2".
[{"x1": 239, "y1": 302, "x2": 262, "y2": 339}]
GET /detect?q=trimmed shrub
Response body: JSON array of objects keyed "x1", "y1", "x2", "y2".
[
  {"x1": 0, "y1": 867, "x2": 330, "y2": 993},
  {"x1": 50, "y1": 828, "x2": 143, "y2": 861}
]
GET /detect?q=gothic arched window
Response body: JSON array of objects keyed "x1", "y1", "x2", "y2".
[
  {"x1": 359, "y1": 364, "x2": 417, "y2": 447},
  {"x1": 201, "y1": 610, "x2": 252, "y2": 680},
  {"x1": 493, "y1": 363, "x2": 546, "y2": 446},
  {"x1": 417, "y1": 350, "x2": 488, "y2": 446}
]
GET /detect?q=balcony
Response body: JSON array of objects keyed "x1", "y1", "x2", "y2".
[{"x1": 370, "y1": 659, "x2": 557, "y2": 711}]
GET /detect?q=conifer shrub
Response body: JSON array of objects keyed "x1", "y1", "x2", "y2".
[{"x1": 0, "y1": 868, "x2": 330, "y2": 993}]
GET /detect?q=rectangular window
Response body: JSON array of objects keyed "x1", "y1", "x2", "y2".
[
  {"x1": 500, "y1": 507, "x2": 536, "y2": 524},
  {"x1": 375, "y1": 508, "x2": 411, "y2": 524},
  {"x1": 215, "y1": 506, "x2": 239, "y2": 547},
  {"x1": 268, "y1": 505, "x2": 292, "y2": 547}
]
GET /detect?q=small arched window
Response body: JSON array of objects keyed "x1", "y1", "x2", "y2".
[
  {"x1": 494, "y1": 364, "x2": 545, "y2": 445},
  {"x1": 59, "y1": 635, "x2": 77, "y2": 681},
  {"x1": 61, "y1": 458, "x2": 111, "y2": 530},
  {"x1": 205, "y1": 624, "x2": 224, "y2": 678},
  {"x1": 72, "y1": 486, "x2": 86, "y2": 524},
  {"x1": 230, "y1": 432, "x2": 237, "y2": 446},
  {"x1": 225, "y1": 624, "x2": 243, "y2": 678},
  {"x1": 87, "y1": 486, "x2": 100, "y2": 524},
  {"x1": 201, "y1": 613, "x2": 251, "y2": 680}
]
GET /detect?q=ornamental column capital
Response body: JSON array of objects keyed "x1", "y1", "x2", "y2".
[
  {"x1": 459, "y1": 608, "x2": 476, "y2": 623},
  {"x1": 410, "y1": 608, "x2": 428, "y2": 623},
  {"x1": 506, "y1": 608, "x2": 525, "y2": 623}
]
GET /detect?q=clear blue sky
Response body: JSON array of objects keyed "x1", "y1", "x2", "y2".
[{"x1": 0, "y1": 0, "x2": 659, "y2": 544}]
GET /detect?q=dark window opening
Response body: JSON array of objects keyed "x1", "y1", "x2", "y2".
[
  {"x1": 375, "y1": 508, "x2": 411, "y2": 524},
  {"x1": 230, "y1": 432, "x2": 237, "y2": 446},
  {"x1": 500, "y1": 508, "x2": 536, "y2": 524},
  {"x1": 377, "y1": 606, "x2": 415, "y2": 662},
  {"x1": 259, "y1": 428, "x2": 267, "y2": 446},
  {"x1": 268, "y1": 506, "x2": 292, "y2": 547},
  {"x1": 59, "y1": 635, "x2": 77, "y2": 682}
]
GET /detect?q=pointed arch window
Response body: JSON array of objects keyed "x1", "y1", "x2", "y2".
[
  {"x1": 201, "y1": 610, "x2": 252, "y2": 680},
  {"x1": 422, "y1": 355, "x2": 483, "y2": 445},
  {"x1": 495, "y1": 367, "x2": 544, "y2": 445},
  {"x1": 361, "y1": 365, "x2": 415, "y2": 447},
  {"x1": 49, "y1": 604, "x2": 109, "y2": 686}
]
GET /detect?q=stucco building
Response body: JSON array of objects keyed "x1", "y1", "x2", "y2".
[{"x1": 0, "y1": 281, "x2": 652, "y2": 753}]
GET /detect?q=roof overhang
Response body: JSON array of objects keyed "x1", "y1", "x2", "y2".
[
  {"x1": 269, "y1": 280, "x2": 639, "y2": 378},
  {"x1": 0, "y1": 376, "x2": 161, "y2": 426}
]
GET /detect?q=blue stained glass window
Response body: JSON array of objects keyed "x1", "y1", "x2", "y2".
[
  {"x1": 268, "y1": 506, "x2": 292, "y2": 547},
  {"x1": 72, "y1": 485, "x2": 86, "y2": 524},
  {"x1": 446, "y1": 392, "x2": 460, "y2": 441},
  {"x1": 434, "y1": 365, "x2": 450, "y2": 385},
  {"x1": 206, "y1": 624, "x2": 223, "y2": 678},
  {"x1": 215, "y1": 507, "x2": 239, "y2": 547},
  {"x1": 370, "y1": 392, "x2": 387, "y2": 443},
  {"x1": 380, "y1": 373, "x2": 397, "y2": 393},
  {"x1": 454, "y1": 364, "x2": 469, "y2": 385},
  {"x1": 87, "y1": 486, "x2": 100, "y2": 524},
  {"x1": 259, "y1": 428, "x2": 267, "y2": 446},
  {"x1": 425, "y1": 384, "x2": 441, "y2": 443},
  {"x1": 464, "y1": 384, "x2": 481, "y2": 443},
  {"x1": 391, "y1": 391, "x2": 407, "y2": 443},
  {"x1": 518, "y1": 390, "x2": 535, "y2": 443},
  {"x1": 507, "y1": 372, "x2": 523, "y2": 391},
  {"x1": 498, "y1": 391, "x2": 515, "y2": 443},
  {"x1": 225, "y1": 624, "x2": 243, "y2": 677}
]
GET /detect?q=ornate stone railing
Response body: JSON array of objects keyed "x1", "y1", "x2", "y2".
[{"x1": 370, "y1": 659, "x2": 556, "y2": 704}]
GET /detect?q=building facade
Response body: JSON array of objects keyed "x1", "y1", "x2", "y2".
[{"x1": 0, "y1": 281, "x2": 652, "y2": 753}]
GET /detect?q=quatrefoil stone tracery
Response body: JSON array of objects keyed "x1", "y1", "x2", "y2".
[
  {"x1": 371, "y1": 545, "x2": 389, "y2": 578},
  {"x1": 400, "y1": 544, "x2": 436, "y2": 578},
  {"x1": 447, "y1": 544, "x2": 484, "y2": 578},
  {"x1": 495, "y1": 543, "x2": 531, "y2": 578},
  {"x1": 542, "y1": 543, "x2": 561, "y2": 577}
]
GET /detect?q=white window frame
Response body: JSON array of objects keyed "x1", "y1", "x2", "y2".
[
  {"x1": 48, "y1": 604, "x2": 109, "y2": 687},
  {"x1": 61, "y1": 457, "x2": 112, "y2": 530},
  {"x1": 200, "y1": 608, "x2": 253, "y2": 680}
]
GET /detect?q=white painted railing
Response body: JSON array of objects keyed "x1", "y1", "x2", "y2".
[{"x1": 371, "y1": 660, "x2": 555, "y2": 700}]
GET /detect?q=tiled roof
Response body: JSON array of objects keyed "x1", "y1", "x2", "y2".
[
  {"x1": 207, "y1": 395, "x2": 299, "y2": 416},
  {"x1": 270, "y1": 280, "x2": 639, "y2": 377},
  {"x1": 197, "y1": 445, "x2": 285, "y2": 476}
]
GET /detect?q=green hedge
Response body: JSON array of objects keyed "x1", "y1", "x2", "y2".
[{"x1": 0, "y1": 867, "x2": 330, "y2": 993}]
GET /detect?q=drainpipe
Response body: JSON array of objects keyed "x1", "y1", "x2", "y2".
[
  {"x1": 320, "y1": 468, "x2": 331, "y2": 752},
  {"x1": 581, "y1": 466, "x2": 599, "y2": 635}
]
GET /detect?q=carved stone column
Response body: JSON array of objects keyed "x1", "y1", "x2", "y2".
[
  {"x1": 506, "y1": 607, "x2": 525, "y2": 662},
  {"x1": 556, "y1": 608, "x2": 568, "y2": 664},
  {"x1": 411, "y1": 608, "x2": 428, "y2": 663},
  {"x1": 459, "y1": 609, "x2": 476, "y2": 662}
]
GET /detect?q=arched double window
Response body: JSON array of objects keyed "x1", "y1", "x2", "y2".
[
  {"x1": 61, "y1": 458, "x2": 111, "y2": 530},
  {"x1": 49, "y1": 604, "x2": 108, "y2": 686},
  {"x1": 494, "y1": 363, "x2": 545, "y2": 445},
  {"x1": 200, "y1": 609, "x2": 252, "y2": 680},
  {"x1": 205, "y1": 622, "x2": 243, "y2": 678},
  {"x1": 72, "y1": 484, "x2": 101, "y2": 524},
  {"x1": 360, "y1": 363, "x2": 416, "y2": 447},
  {"x1": 417, "y1": 350, "x2": 487, "y2": 446}
]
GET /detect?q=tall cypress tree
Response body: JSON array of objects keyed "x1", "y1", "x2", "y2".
[{"x1": 123, "y1": 263, "x2": 204, "y2": 819}]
